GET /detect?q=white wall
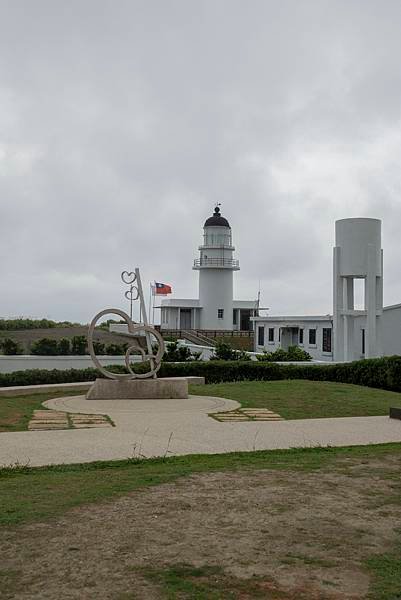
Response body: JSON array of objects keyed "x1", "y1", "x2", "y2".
[
  {"x1": 254, "y1": 320, "x2": 333, "y2": 362},
  {"x1": 199, "y1": 268, "x2": 233, "y2": 330},
  {"x1": 0, "y1": 355, "x2": 128, "y2": 374},
  {"x1": 338, "y1": 308, "x2": 401, "y2": 360},
  {"x1": 381, "y1": 305, "x2": 401, "y2": 356},
  {"x1": 177, "y1": 341, "x2": 215, "y2": 360}
]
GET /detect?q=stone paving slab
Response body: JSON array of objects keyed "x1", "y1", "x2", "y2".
[
  {"x1": 71, "y1": 417, "x2": 109, "y2": 422},
  {"x1": 33, "y1": 411, "x2": 67, "y2": 417},
  {"x1": 211, "y1": 407, "x2": 283, "y2": 422},
  {"x1": 31, "y1": 421, "x2": 69, "y2": 426},
  {"x1": 28, "y1": 409, "x2": 113, "y2": 432},
  {"x1": 28, "y1": 423, "x2": 69, "y2": 431},
  {"x1": 73, "y1": 424, "x2": 112, "y2": 429}
]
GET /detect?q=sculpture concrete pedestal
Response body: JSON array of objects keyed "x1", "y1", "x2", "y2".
[{"x1": 86, "y1": 377, "x2": 188, "y2": 400}]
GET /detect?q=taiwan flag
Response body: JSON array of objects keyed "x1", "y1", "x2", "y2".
[{"x1": 154, "y1": 282, "x2": 172, "y2": 295}]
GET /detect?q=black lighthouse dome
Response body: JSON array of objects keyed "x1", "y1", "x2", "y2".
[{"x1": 204, "y1": 206, "x2": 230, "y2": 228}]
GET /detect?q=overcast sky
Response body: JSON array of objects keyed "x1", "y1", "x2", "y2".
[{"x1": 1, "y1": 0, "x2": 401, "y2": 324}]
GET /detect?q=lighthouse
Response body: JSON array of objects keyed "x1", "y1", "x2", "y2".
[
  {"x1": 193, "y1": 206, "x2": 239, "y2": 330},
  {"x1": 160, "y1": 206, "x2": 256, "y2": 332}
]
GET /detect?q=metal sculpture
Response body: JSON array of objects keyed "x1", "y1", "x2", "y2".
[
  {"x1": 121, "y1": 270, "x2": 139, "y2": 320},
  {"x1": 88, "y1": 269, "x2": 165, "y2": 380}
]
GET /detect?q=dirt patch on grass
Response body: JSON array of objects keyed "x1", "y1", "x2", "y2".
[{"x1": 2, "y1": 455, "x2": 401, "y2": 599}]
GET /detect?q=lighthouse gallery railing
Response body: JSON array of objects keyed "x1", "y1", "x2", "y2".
[{"x1": 193, "y1": 257, "x2": 240, "y2": 268}]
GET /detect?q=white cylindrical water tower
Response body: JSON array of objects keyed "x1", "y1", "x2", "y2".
[
  {"x1": 193, "y1": 206, "x2": 239, "y2": 330},
  {"x1": 333, "y1": 218, "x2": 383, "y2": 360}
]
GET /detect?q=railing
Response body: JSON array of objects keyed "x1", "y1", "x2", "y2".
[
  {"x1": 181, "y1": 330, "x2": 216, "y2": 347},
  {"x1": 193, "y1": 258, "x2": 240, "y2": 268},
  {"x1": 198, "y1": 243, "x2": 235, "y2": 251},
  {"x1": 159, "y1": 328, "x2": 254, "y2": 338}
]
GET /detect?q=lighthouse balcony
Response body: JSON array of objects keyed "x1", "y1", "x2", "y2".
[
  {"x1": 198, "y1": 243, "x2": 235, "y2": 251},
  {"x1": 193, "y1": 257, "x2": 240, "y2": 270}
]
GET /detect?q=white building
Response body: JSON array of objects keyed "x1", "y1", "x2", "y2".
[
  {"x1": 253, "y1": 217, "x2": 401, "y2": 361},
  {"x1": 160, "y1": 207, "x2": 258, "y2": 332}
]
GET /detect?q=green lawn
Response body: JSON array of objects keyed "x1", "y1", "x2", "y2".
[
  {"x1": 0, "y1": 390, "x2": 84, "y2": 432},
  {"x1": 190, "y1": 379, "x2": 401, "y2": 419},
  {"x1": 0, "y1": 442, "x2": 400, "y2": 527},
  {"x1": 2, "y1": 379, "x2": 400, "y2": 433}
]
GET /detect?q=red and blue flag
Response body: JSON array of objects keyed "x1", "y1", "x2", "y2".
[{"x1": 154, "y1": 282, "x2": 172, "y2": 295}]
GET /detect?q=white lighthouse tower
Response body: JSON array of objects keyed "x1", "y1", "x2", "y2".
[
  {"x1": 160, "y1": 206, "x2": 257, "y2": 332},
  {"x1": 193, "y1": 206, "x2": 239, "y2": 330}
]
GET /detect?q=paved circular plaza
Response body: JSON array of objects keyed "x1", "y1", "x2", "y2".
[{"x1": 1, "y1": 394, "x2": 401, "y2": 467}]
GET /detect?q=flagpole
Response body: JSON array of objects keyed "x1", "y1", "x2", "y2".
[
  {"x1": 152, "y1": 281, "x2": 156, "y2": 326},
  {"x1": 148, "y1": 283, "x2": 153, "y2": 326},
  {"x1": 135, "y1": 269, "x2": 156, "y2": 378}
]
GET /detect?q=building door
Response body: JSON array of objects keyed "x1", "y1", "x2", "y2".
[
  {"x1": 240, "y1": 309, "x2": 251, "y2": 330},
  {"x1": 180, "y1": 309, "x2": 192, "y2": 330},
  {"x1": 280, "y1": 328, "x2": 290, "y2": 350},
  {"x1": 280, "y1": 327, "x2": 299, "y2": 350}
]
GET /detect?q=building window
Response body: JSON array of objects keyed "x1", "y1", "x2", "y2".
[
  {"x1": 258, "y1": 326, "x2": 265, "y2": 346},
  {"x1": 217, "y1": 309, "x2": 224, "y2": 319},
  {"x1": 322, "y1": 328, "x2": 332, "y2": 353},
  {"x1": 308, "y1": 328, "x2": 316, "y2": 345},
  {"x1": 233, "y1": 309, "x2": 237, "y2": 325},
  {"x1": 268, "y1": 327, "x2": 274, "y2": 342},
  {"x1": 299, "y1": 329, "x2": 304, "y2": 345},
  {"x1": 361, "y1": 329, "x2": 365, "y2": 355}
]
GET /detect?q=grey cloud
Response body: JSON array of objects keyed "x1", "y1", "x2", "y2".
[{"x1": 1, "y1": 0, "x2": 401, "y2": 321}]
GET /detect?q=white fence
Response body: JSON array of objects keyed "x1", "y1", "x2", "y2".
[
  {"x1": 0, "y1": 347, "x2": 331, "y2": 374},
  {"x1": 0, "y1": 355, "x2": 127, "y2": 374}
]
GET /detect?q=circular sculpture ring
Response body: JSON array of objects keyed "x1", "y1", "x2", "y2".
[{"x1": 88, "y1": 308, "x2": 165, "y2": 380}]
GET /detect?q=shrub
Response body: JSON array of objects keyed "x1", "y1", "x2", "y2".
[
  {"x1": 71, "y1": 336, "x2": 87, "y2": 355},
  {"x1": 30, "y1": 338, "x2": 59, "y2": 356},
  {"x1": 287, "y1": 346, "x2": 313, "y2": 361},
  {"x1": 57, "y1": 338, "x2": 71, "y2": 355},
  {"x1": 105, "y1": 343, "x2": 129, "y2": 355},
  {"x1": 1, "y1": 338, "x2": 23, "y2": 355},
  {"x1": 162, "y1": 342, "x2": 205, "y2": 362},
  {"x1": 163, "y1": 341, "x2": 193, "y2": 362},
  {"x1": 1, "y1": 356, "x2": 401, "y2": 392},
  {"x1": 211, "y1": 341, "x2": 251, "y2": 361},
  {"x1": 93, "y1": 341, "x2": 106, "y2": 355},
  {"x1": 256, "y1": 345, "x2": 312, "y2": 362}
]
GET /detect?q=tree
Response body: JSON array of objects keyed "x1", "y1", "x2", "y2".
[
  {"x1": 57, "y1": 338, "x2": 71, "y2": 355},
  {"x1": 71, "y1": 335, "x2": 87, "y2": 355},
  {"x1": 93, "y1": 341, "x2": 106, "y2": 355},
  {"x1": 30, "y1": 338, "x2": 58, "y2": 355},
  {"x1": 1, "y1": 338, "x2": 23, "y2": 355}
]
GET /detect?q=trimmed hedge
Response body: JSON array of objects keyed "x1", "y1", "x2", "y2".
[{"x1": 0, "y1": 356, "x2": 401, "y2": 392}]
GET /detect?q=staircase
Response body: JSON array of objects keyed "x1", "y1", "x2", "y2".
[{"x1": 181, "y1": 330, "x2": 216, "y2": 347}]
